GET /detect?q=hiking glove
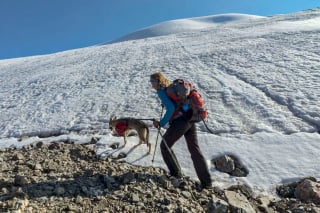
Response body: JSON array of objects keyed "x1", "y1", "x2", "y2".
[{"x1": 153, "y1": 120, "x2": 160, "y2": 128}]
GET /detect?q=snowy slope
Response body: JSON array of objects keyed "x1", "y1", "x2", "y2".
[
  {"x1": 0, "y1": 9, "x2": 320, "y2": 196},
  {"x1": 110, "y1": 13, "x2": 264, "y2": 43}
]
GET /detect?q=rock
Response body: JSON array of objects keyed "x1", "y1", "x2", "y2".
[
  {"x1": 12, "y1": 153, "x2": 24, "y2": 161},
  {"x1": 91, "y1": 137, "x2": 100, "y2": 144},
  {"x1": 34, "y1": 141, "x2": 44, "y2": 148},
  {"x1": 110, "y1": 142, "x2": 120, "y2": 149},
  {"x1": 34, "y1": 163, "x2": 42, "y2": 171},
  {"x1": 48, "y1": 142, "x2": 61, "y2": 150},
  {"x1": 117, "y1": 152, "x2": 127, "y2": 159},
  {"x1": 181, "y1": 191, "x2": 192, "y2": 199},
  {"x1": 312, "y1": 207, "x2": 320, "y2": 213},
  {"x1": 75, "y1": 195, "x2": 83, "y2": 204},
  {"x1": 230, "y1": 168, "x2": 247, "y2": 177},
  {"x1": 276, "y1": 181, "x2": 298, "y2": 198},
  {"x1": 257, "y1": 196, "x2": 276, "y2": 213},
  {"x1": 12, "y1": 198, "x2": 29, "y2": 211},
  {"x1": 14, "y1": 175, "x2": 29, "y2": 186},
  {"x1": 207, "y1": 194, "x2": 229, "y2": 213},
  {"x1": 171, "y1": 177, "x2": 181, "y2": 188},
  {"x1": 212, "y1": 154, "x2": 249, "y2": 177},
  {"x1": 122, "y1": 170, "x2": 135, "y2": 184},
  {"x1": 295, "y1": 179, "x2": 320, "y2": 204},
  {"x1": 214, "y1": 155, "x2": 235, "y2": 173},
  {"x1": 227, "y1": 184, "x2": 253, "y2": 198},
  {"x1": 159, "y1": 175, "x2": 171, "y2": 189},
  {"x1": 225, "y1": 190, "x2": 255, "y2": 213},
  {"x1": 131, "y1": 193, "x2": 140, "y2": 203},
  {"x1": 0, "y1": 142, "x2": 318, "y2": 212},
  {"x1": 100, "y1": 175, "x2": 116, "y2": 189},
  {"x1": 54, "y1": 186, "x2": 66, "y2": 196}
]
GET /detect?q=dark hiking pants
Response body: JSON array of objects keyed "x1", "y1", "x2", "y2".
[{"x1": 160, "y1": 117, "x2": 211, "y2": 186}]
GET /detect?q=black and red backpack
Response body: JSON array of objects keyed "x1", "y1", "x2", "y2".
[{"x1": 166, "y1": 79, "x2": 208, "y2": 122}]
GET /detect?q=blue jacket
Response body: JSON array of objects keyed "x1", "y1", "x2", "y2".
[{"x1": 157, "y1": 88, "x2": 176, "y2": 127}]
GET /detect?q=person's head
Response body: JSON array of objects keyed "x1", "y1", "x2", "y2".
[{"x1": 150, "y1": 72, "x2": 171, "y2": 90}]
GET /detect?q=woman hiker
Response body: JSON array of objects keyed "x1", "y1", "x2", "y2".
[{"x1": 150, "y1": 72, "x2": 212, "y2": 189}]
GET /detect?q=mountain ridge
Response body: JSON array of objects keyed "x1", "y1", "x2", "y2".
[{"x1": 109, "y1": 13, "x2": 265, "y2": 43}]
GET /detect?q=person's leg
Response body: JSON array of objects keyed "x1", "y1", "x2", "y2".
[
  {"x1": 184, "y1": 123, "x2": 212, "y2": 187},
  {"x1": 160, "y1": 118, "x2": 189, "y2": 177}
]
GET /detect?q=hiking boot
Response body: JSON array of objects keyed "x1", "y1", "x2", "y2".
[
  {"x1": 201, "y1": 182, "x2": 212, "y2": 189},
  {"x1": 170, "y1": 172, "x2": 183, "y2": 179},
  {"x1": 195, "y1": 181, "x2": 212, "y2": 191}
]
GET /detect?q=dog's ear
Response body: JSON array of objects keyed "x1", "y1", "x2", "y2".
[{"x1": 109, "y1": 116, "x2": 116, "y2": 121}]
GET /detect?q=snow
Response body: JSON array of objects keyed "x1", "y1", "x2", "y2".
[
  {"x1": 1, "y1": 9, "x2": 320, "y2": 197},
  {"x1": 110, "y1": 13, "x2": 265, "y2": 43}
]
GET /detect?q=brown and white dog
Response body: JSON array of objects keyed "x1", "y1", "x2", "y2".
[{"x1": 109, "y1": 116, "x2": 151, "y2": 154}]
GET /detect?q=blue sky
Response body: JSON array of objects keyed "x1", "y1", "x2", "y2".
[{"x1": 0, "y1": 0, "x2": 319, "y2": 60}]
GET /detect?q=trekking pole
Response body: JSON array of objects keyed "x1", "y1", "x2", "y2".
[
  {"x1": 159, "y1": 129, "x2": 200, "y2": 199},
  {"x1": 158, "y1": 130, "x2": 183, "y2": 177},
  {"x1": 152, "y1": 105, "x2": 164, "y2": 163},
  {"x1": 160, "y1": 130, "x2": 200, "y2": 200}
]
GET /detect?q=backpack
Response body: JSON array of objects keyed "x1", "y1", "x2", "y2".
[{"x1": 166, "y1": 79, "x2": 208, "y2": 122}]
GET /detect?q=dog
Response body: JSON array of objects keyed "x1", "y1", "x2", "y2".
[{"x1": 109, "y1": 116, "x2": 151, "y2": 154}]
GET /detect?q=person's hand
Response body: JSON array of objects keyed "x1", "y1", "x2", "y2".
[{"x1": 153, "y1": 120, "x2": 160, "y2": 128}]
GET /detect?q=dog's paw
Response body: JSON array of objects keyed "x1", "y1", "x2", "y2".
[
  {"x1": 117, "y1": 152, "x2": 127, "y2": 159},
  {"x1": 109, "y1": 142, "x2": 120, "y2": 149}
]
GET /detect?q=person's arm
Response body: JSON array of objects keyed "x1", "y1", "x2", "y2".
[{"x1": 157, "y1": 89, "x2": 175, "y2": 127}]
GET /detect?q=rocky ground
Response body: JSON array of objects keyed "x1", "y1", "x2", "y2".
[{"x1": 0, "y1": 141, "x2": 319, "y2": 213}]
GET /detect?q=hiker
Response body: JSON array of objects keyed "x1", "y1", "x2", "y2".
[{"x1": 150, "y1": 72, "x2": 212, "y2": 189}]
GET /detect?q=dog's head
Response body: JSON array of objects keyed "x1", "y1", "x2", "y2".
[{"x1": 109, "y1": 116, "x2": 118, "y2": 130}]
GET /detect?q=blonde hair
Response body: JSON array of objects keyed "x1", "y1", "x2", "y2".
[{"x1": 150, "y1": 72, "x2": 171, "y2": 87}]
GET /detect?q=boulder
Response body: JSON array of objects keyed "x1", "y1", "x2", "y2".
[
  {"x1": 295, "y1": 179, "x2": 320, "y2": 204},
  {"x1": 225, "y1": 190, "x2": 255, "y2": 213},
  {"x1": 212, "y1": 154, "x2": 249, "y2": 177}
]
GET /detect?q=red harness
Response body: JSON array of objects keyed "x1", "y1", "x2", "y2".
[{"x1": 115, "y1": 121, "x2": 127, "y2": 136}]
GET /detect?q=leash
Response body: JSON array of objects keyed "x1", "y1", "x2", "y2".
[
  {"x1": 134, "y1": 118, "x2": 156, "y2": 121},
  {"x1": 152, "y1": 105, "x2": 164, "y2": 163},
  {"x1": 135, "y1": 116, "x2": 215, "y2": 135},
  {"x1": 202, "y1": 118, "x2": 215, "y2": 134}
]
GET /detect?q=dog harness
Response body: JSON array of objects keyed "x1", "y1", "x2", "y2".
[{"x1": 115, "y1": 121, "x2": 127, "y2": 136}]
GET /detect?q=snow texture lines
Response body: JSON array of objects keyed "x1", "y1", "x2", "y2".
[
  {"x1": 174, "y1": 34, "x2": 313, "y2": 134},
  {"x1": 0, "y1": 9, "x2": 320, "y2": 138}
]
